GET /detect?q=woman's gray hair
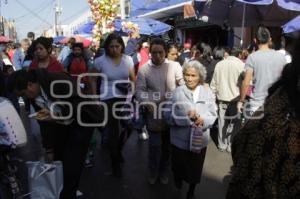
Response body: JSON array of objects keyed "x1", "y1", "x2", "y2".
[{"x1": 182, "y1": 60, "x2": 207, "y2": 82}]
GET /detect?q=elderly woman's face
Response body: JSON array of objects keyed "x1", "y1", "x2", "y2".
[{"x1": 184, "y1": 67, "x2": 201, "y2": 90}]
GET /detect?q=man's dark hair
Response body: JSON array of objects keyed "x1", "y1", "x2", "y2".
[
  {"x1": 7, "y1": 69, "x2": 37, "y2": 93},
  {"x1": 231, "y1": 47, "x2": 242, "y2": 58},
  {"x1": 150, "y1": 37, "x2": 167, "y2": 52},
  {"x1": 103, "y1": 33, "x2": 125, "y2": 57},
  {"x1": 27, "y1": 32, "x2": 35, "y2": 40},
  {"x1": 25, "y1": 40, "x2": 37, "y2": 60},
  {"x1": 72, "y1": 42, "x2": 84, "y2": 51},
  {"x1": 196, "y1": 42, "x2": 212, "y2": 62},
  {"x1": 256, "y1": 26, "x2": 271, "y2": 44}
]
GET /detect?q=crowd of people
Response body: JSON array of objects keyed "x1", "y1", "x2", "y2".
[{"x1": 0, "y1": 25, "x2": 299, "y2": 199}]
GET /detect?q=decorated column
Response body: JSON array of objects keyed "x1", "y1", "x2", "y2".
[{"x1": 87, "y1": 0, "x2": 118, "y2": 41}]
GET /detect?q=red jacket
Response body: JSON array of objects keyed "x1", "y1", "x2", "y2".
[{"x1": 29, "y1": 57, "x2": 64, "y2": 73}]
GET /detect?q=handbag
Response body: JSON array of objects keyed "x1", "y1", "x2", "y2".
[
  {"x1": 26, "y1": 161, "x2": 63, "y2": 199},
  {"x1": 115, "y1": 82, "x2": 131, "y2": 95}
]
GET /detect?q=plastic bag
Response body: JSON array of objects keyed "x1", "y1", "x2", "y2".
[
  {"x1": 0, "y1": 97, "x2": 27, "y2": 147},
  {"x1": 27, "y1": 161, "x2": 63, "y2": 199},
  {"x1": 189, "y1": 125, "x2": 209, "y2": 153}
]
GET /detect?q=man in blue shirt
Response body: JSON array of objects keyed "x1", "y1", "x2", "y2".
[{"x1": 57, "y1": 37, "x2": 76, "y2": 64}]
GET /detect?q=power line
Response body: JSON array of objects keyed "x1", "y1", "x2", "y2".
[
  {"x1": 32, "y1": 4, "x2": 54, "y2": 31},
  {"x1": 61, "y1": 6, "x2": 90, "y2": 24},
  {"x1": 15, "y1": 0, "x2": 52, "y2": 26},
  {"x1": 13, "y1": 0, "x2": 50, "y2": 21}
]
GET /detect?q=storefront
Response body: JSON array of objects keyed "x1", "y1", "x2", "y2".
[
  {"x1": 130, "y1": 0, "x2": 233, "y2": 47},
  {"x1": 174, "y1": 16, "x2": 230, "y2": 48}
]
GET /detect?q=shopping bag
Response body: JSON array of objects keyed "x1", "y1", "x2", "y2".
[
  {"x1": 189, "y1": 125, "x2": 209, "y2": 153},
  {"x1": 0, "y1": 97, "x2": 27, "y2": 147},
  {"x1": 27, "y1": 161, "x2": 63, "y2": 199}
]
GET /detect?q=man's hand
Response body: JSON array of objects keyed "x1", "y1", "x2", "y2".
[{"x1": 237, "y1": 101, "x2": 244, "y2": 113}]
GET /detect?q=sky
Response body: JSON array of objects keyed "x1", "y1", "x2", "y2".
[{"x1": 1, "y1": 0, "x2": 90, "y2": 39}]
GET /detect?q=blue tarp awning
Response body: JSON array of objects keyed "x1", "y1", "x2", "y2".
[
  {"x1": 74, "y1": 21, "x2": 95, "y2": 35},
  {"x1": 130, "y1": 0, "x2": 191, "y2": 17},
  {"x1": 282, "y1": 15, "x2": 300, "y2": 33}
]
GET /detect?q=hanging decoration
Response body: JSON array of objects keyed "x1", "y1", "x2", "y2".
[
  {"x1": 121, "y1": 21, "x2": 140, "y2": 34},
  {"x1": 87, "y1": 0, "x2": 118, "y2": 41}
]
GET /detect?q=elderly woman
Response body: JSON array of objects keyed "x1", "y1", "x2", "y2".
[{"x1": 164, "y1": 60, "x2": 217, "y2": 199}]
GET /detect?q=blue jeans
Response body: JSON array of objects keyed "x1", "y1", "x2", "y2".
[{"x1": 148, "y1": 130, "x2": 170, "y2": 175}]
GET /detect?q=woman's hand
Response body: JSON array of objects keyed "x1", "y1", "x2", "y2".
[
  {"x1": 188, "y1": 110, "x2": 204, "y2": 127},
  {"x1": 194, "y1": 117, "x2": 204, "y2": 127},
  {"x1": 187, "y1": 110, "x2": 197, "y2": 121},
  {"x1": 36, "y1": 109, "x2": 58, "y2": 121}
]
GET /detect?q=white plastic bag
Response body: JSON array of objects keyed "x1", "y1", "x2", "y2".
[
  {"x1": 0, "y1": 97, "x2": 27, "y2": 147},
  {"x1": 27, "y1": 161, "x2": 63, "y2": 199}
]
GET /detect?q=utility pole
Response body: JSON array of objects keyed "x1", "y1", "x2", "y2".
[
  {"x1": 120, "y1": 0, "x2": 125, "y2": 19},
  {"x1": 0, "y1": 0, "x2": 3, "y2": 36},
  {"x1": 54, "y1": 0, "x2": 62, "y2": 36}
]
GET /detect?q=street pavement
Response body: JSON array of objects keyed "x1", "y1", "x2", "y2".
[{"x1": 16, "y1": 107, "x2": 233, "y2": 199}]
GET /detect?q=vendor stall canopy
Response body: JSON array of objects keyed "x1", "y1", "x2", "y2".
[{"x1": 196, "y1": 0, "x2": 299, "y2": 27}]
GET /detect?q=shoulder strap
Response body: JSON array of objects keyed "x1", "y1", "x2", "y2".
[{"x1": 165, "y1": 62, "x2": 170, "y2": 93}]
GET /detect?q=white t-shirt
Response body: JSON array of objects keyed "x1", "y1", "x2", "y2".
[
  {"x1": 192, "y1": 86, "x2": 200, "y2": 103},
  {"x1": 94, "y1": 54, "x2": 134, "y2": 100},
  {"x1": 245, "y1": 49, "x2": 286, "y2": 110}
]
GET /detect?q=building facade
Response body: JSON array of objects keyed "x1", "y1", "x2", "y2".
[{"x1": 0, "y1": 16, "x2": 17, "y2": 41}]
